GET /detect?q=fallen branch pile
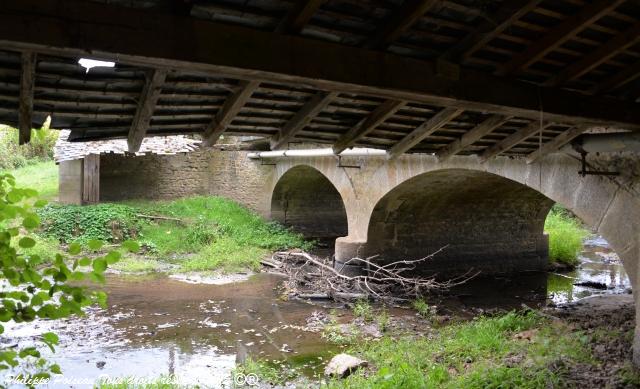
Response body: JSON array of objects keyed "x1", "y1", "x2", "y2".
[{"x1": 265, "y1": 249, "x2": 477, "y2": 302}]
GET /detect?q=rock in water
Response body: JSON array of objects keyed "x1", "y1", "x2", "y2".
[{"x1": 324, "y1": 353, "x2": 368, "y2": 378}]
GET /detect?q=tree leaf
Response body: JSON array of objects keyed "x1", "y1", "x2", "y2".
[
  {"x1": 68, "y1": 243, "x2": 81, "y2": 255},
  {"x1": 122, "y1": 240, "x2": 140, "y2": 253},
  {"x1": 18, "y1": 237, "x2": 36, "y2": 248}
]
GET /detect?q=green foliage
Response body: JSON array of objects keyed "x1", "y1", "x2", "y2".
[
  {"x1": 323, "y1": 311, "x2": 591, "y2": 389},
  {"x1": 377, "y1": 306, "x2": 390, "y2": 332},
  {"x1": 353, "y1": 299, "x2": 374, "y2": 322},
  {"x1": 0, "y1": 173, "x2": 127, "y2": 380},
  {"x1": 0, "y1": 123, "x2": 58, "y2": 170},
  {"x1": 412, "y1": 298, "x2": 436, "y2": 319},
  {"x1": 233, "y1": 358, "x2": 297, "y2": 387},
  {"x1": 544, "y1": 206, "x2": 590, "y2": 266},
  {"x1": 3, "y1": 161, "x2": 58, "y2": 201},
  {"x1": 37, "y1": 203, "x2": 139, "y2": 244},
  {"x1": 322, "y1": 310, "x2": 358, "y2": 345}
]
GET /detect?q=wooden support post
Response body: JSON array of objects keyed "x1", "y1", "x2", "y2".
[
  {"x1": 271, "y1": 91, "x2": 337, "y2": 150},
  {"x1": 127, "y1": 69, "x2": 167, "y2": 152},
  {"x1": 276, "y1": 0, "x2": 325, "y2": 34},
  {"x1": 333, "y1": 99, "x2": 405, "y2": 154},
  {"x1": 437, "y1": 115, "x2": 510, "y2": 161},
  {"x1": 546, "y1": 22, "x2": 640, "y2": 87},
  {"x1": 82, "y1": 154, "x2": 100, "y2": 204},
  {"x1": 19, "y1": 52, "x2": 36, "y2": 145},
  {"x1": 387, "y1": 107, "x2": 463, "y2": 159},
  {"x1": 499, "y1": 0, "x2": 624, "y2": 76},
  {"x1": 365, "y1": 0, "x2": 438, "y2": 50},
  {"x1": 203, "y1": 80, "x2": 259, "y2": 147},
  {"x1": 525, "y1": 125, "x2": 591, "y2": 164}
]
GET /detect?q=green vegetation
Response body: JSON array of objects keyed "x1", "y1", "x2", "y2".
[
  {"x1": 353, "y1": 299, "x2": 374, "y2": 322},
  {"x1": 34, "y1": 196, "x2": 308, "y2": 273},
  {"x1": 412, "y1": 298, "x2": 436, "y2": 319},
  {"x1": 0, "y1": 124, "x2": 58, "y2": 170},
  {"x1": 3, "y1": 161, "x2": 58, "y2": 201},
  {"x1": 324, "y1": 311, "x2": 591, "y2": 388},
  {"x1": 544, "y1": 205, "x2": 590, "y2": 266},
  {"x1": 0, "y1": 173, "x2": 128, "y2": 379}
]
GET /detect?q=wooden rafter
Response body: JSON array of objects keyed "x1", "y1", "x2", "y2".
[
  {"x1": 2, "y1": 0, "x2": 640, "y2": 131},
  {"x1": 499, "y1": 0, "x2": 624, "y2": 76},
  {"x1": 19, "y1": 52, "x2": 36, "y2": 145},
  {"x1": 387, "y1": 107, "x2": 463, "y2": 159},
  {"x1": 479, "y1": 121, "x2": 552, "y2": 162},
  {"x1": 333, "y1": 99, "x2": 405, "y2": 154},
  {"x1": 127, "y1": 69, "x2": 167, "y2": 152},
  {"x1": 593, "y1": 59, "x2": 640, "y2": 94},
  {"x1": 276, "y1": 0, "x2": 325, "y2": 34},
  {"x1": 446, "y1": 0, "x2": 544, "y2": 63},
  {"x1": 365, "y1": 0, "x2": 439, "y2": 50},
  {"x1": 546, "y1": 22, "x2": 640, "y2": 87},
  {"x1": 526, "y1": 125, "x2": 591, "y2": 164},
  {"x1": 271, "y1": 91, "x2": 337, "y2": 150},
  {"x1": 436, "y1": 115, "x2": 510, "y2": 161},
  {"x1": 203, "y1": 80, "x2": 259, "y2": 147}
]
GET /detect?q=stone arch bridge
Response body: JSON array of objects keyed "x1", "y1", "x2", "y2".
[{"x1": 248, "y1": 152, "x2": 640, "y2": 360}]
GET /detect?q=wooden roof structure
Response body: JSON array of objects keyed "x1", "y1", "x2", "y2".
[{"x1": 0, "y1": 0, "x2": 639, "y2": 162}]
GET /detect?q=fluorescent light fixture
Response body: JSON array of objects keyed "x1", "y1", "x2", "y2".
[{"x1": 78, "y1": 58, "x2": 115, "y2": 73}]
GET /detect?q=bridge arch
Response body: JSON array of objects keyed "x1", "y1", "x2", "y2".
[
  {"x1": 269, "y1": 164, "x2": 348, "y2": 239},
  {"x1": 365, "y1": 168, "x2": 554, "y2": 275}
]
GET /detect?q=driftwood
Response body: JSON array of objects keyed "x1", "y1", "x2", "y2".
[{"x1": 272, "y1": 249, "x2": 477, "y2": 302}]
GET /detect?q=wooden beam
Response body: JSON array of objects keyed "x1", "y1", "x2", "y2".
[
  {"x1": 270, "y1": 91, "x2": 337, "y2": 150},
  {"x1": 203, "y1": 80, "x2": 259, "y2": 147},
  {"x1": 387, "y1": 107, "x2": 463, "y2": 159},
  {"x1": 593, "y1": 59, "x2": 640, "y2": 94},
  {"x1": 526, "y1": 125, "x2": 591, "y2": 164},
  {"x1": 1, "y1": 0, "x2": 640, "y2": 129},
  {"x1": 365, "y1": 0, "x2": 439, "y2": 50},
  {"x1": 19, "y1": 51, "x2": 36, "y2": 145},
  {"x1": 499, "y1": 0, "x2": 624, "y2": 76},
  {"x1": 442, "y1": 0, "x2": 544, "y2": 62},
  {"x1": 436, "y1": 114, "x2": 510, "y2": 161},
  {"x1": 546, "y1": 22, "x2": 640, "y2": 87},
  {"x1": 82, "y1": 154, "x2": 100, "y2": 204},
  {"x1": 127, "y1": 69, "x2": 167, "y2": 152},
  {"x1": 479, "y1": 121, "x2": 551, "y2": 162},
  {"x1": 276, "y1": 0, "x2": 325, "y2": 34},
  {"x1": 333, "y1": 99, "x2": 405, "y2": 154}
]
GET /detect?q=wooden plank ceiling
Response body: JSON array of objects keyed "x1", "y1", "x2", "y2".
[{"x1": 0, "y1": 0, "x2": 639, "y2": 162}]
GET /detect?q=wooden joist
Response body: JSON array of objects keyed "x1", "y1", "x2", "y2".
[
  {"x1": 333, "y1": 99, "x2": 405, "y2": 154},
  {"x1": 2, "y1": 0, "x2": 638, "y2": 129},
  {"x1": 499, "y1": 0, "x2": 624, "y2": 76},
  {"x1": 436, "y1": 115, "x2": 510, "y2": 161},
  {"x1": 127, "y1": 69, "x2": 167, "y2": 152},
  {"x1": 276, "y1": 0, "x2": 325, "y2": 34},
  {"x1": 19, "y1": 52, "x2": 36, "y2": 145},
  {"x1": 546, "y1": 21, "x2": 640, "y2": 87},
  {"x1": 203, "y1": 80, "x2": 260, "y2": 147},
  {"x1": 593, "y1": 59, "x2": 640, "y2": 94},
  {"x1": 526, "y1": 125, "x2": 591, "y2": 164},
  {"x1": 479, "y1": 121, "x2": 551, "y2": 162},
  {"x1": 270, "y1": 91, "x2": 337, "y2": 150},
  {"x1": 449, "y1": 0, "x2": 544, "y2": 62},
  {"x1": 365, "y1": 0, "x2": 439, "y2": 50},
  {"x1": 387, "y1": 107, "x2": 463, "y2": 159}
]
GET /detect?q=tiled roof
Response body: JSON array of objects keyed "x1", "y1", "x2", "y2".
[{"x1": 54, "y1": 130, "x2": 201, "y2": 163}]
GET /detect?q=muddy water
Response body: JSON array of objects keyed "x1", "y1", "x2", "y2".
[
  {"x1": 0, "y1": 236, "x2": 631, "y2": 387},
  {"x1": 1, "y1": 273, "x2": 337, "y2": 387}
]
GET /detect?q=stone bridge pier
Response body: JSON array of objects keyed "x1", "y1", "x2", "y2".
[{"x1": 258, "y1": 152, "x2": 640, "y2": 363}]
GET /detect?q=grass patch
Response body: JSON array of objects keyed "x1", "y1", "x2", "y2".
[
  {"x1": 110, "y1": 255, "x2": 164, "y2": 273},
  {"x1": 4, "y1": 160, "x2": 58, "y2": 201},
  {"x1": 35, "y1": 196, "x2": 309, "y2": 273},
  {"x1": 323, "y1": 311, "x2": 591, "y2": 389},
  {"x1": 544, "y1": 205, "x2": 590, "y2": 266}
]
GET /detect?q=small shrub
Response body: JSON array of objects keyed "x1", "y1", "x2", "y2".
[
  {"x1": 412, "y1": 298, "x2": 436, "y2": 319},
  {"x1": 353, "y1": 299, "x2": 374, "y2": 322},
  {"x1": 377, "y1": 306, "x2": 390, "y2": 332}
]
